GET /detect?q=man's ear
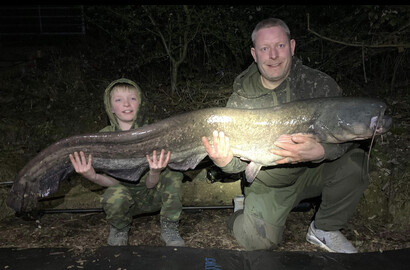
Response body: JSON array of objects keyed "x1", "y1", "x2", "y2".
[
  {"x1": 251, "y1": 47, "x2": 257, "y2": 62},
  {"x1": 290, "y1": 39, "x2": 296, "y2": 56}
]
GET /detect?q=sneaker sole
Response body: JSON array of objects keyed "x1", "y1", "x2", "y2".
[{"x1": 306, "y1": 230, "x2": 334, "y2": 253}]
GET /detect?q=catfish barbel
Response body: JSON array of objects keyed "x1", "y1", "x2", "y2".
[{"x1": 7, "y1": 97, "x2": 392, "y2": 213}]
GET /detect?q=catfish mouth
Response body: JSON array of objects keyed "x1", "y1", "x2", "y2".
[
  {"x1": 370, "y1": 115, "x2": 392, "y2": 135},
  {"x1": 353, "y1": 114, "x2": 392, "y2": 140},
  {"x1": 327, "y1": 113, "x2": 393, "y2": 143}
]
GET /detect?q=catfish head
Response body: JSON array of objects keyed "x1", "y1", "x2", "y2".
[{"x1": 312, "y1": 98, "x2": 392, "y2": 143}]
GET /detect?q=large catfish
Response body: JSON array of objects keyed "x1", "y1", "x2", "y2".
[{"x1": 7, "y1": 97, "x2": 392, "y2": 213}]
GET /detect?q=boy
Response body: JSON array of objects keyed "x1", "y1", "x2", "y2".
[{"x1": 69, "y1": 78, "x2": 185, "y2": 247}]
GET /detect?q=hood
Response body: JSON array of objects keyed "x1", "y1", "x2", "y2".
[{"x1": 103, "y1": 78, "x2": 143, "y2": 131}]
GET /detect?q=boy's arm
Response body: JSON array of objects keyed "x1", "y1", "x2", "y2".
[
  {"x1": 145, "y1": 171, "x2": 161, "y2": 189},
  {"x1": 91, "y1": 173, "x2": 119, "y2": 187},
  {"x1": 69, "y1": 151, "x2": 119, "y2": 187},
  {"x1": 145, "y1": 149, "x2": 171, "y2": 189}
]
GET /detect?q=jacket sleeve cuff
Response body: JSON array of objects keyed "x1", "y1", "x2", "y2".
[
  {"x1": 220, "y1": 157, "x2": 248, "y2": 174},
  {"x1": 314, "y1": 142, "x2": 353, "y2": 163}
]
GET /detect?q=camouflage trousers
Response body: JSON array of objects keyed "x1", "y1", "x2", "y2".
[
  {"x1": 101, "y1": 168, "x2": 183, "y2": 230},
  {"x1": 232, "y1": 148, "x2": 369, "y2": 250}
]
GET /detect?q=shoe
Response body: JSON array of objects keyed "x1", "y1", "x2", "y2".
[
  {"x1": 233, "y1": 194, "x2": 244, "y2": 212},
  {"x1": 306, "y1": 221, "x2": 358, "y2": 253},
  {"x1": 108, "y1": 225, "x2": 130, "y2": 246},
  {"x1": 160, "y1": 219, "x2": 185, "y2": 247}
]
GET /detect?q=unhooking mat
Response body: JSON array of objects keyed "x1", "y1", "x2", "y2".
[{"x1": 1, "y1": 246, "x2": 408, "y2": 270}]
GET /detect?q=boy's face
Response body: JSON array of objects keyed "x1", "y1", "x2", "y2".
[{"x1": 110, "y1": 89, "x2": 139, "y2": 126}]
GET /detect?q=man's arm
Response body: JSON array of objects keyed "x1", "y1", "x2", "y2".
[
  {"x1": 202, "y1": 130, "x2": 248, "y2": 174},
  {"x1": 270, "y1": 134, "x2": 325, "y2": 165}
]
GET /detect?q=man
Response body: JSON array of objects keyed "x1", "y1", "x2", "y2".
[{"x1": 202, "y1": 18, "x2": 368, "y2": 253}]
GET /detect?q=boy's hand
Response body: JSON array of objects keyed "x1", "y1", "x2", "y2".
[
  {"x1": 69, "y1": 151, "x2": 97, "y2": 180},
  {"x1": 145, "y1": 149, "x2": 171, "y2": 189},
  {"x1": 146, "y1": 149, "x2": 170, "y2": 175}
]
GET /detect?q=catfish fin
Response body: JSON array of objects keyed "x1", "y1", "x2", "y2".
[
  {"x1": 168, "y1": 153, "x2": 208, "y2": 171},
  {"x1": 245, "y1": 162, "x2": 262, "y2": 183},
  {"x1": 103, "y1": 166, "x2": 148, "y2": 182}
]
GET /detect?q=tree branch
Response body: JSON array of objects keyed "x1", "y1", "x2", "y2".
[{"x1": 306, "y1": 13, "x2": 410, "y2": 49}]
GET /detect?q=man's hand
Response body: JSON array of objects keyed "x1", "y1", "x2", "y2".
[
  {"x1": 271, "y1": 133, "x2": 324, "y2": 165},
  {"x1": 202, "y1": 130, "x2": 233, "y2": 167}
]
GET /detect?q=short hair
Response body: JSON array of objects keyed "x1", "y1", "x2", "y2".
[
  {"x1": 251, "y1": 18, "x2": 291, "y2": 46},
  {"x1": 110, "y1": 83, "x2": 138, "y2": 97}
]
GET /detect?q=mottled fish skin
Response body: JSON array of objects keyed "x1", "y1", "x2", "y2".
[{"x1": 7, "y1": 97, "x2": 392, "y2": 213}]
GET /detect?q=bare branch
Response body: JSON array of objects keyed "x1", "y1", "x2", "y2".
[{"x1": 307, "y1": 13, "x2": 410, "y2": 49}]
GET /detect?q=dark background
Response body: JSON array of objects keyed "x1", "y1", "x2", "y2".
[{"x1": 0, "y1": 5, "x2": 408, "y2": 143}]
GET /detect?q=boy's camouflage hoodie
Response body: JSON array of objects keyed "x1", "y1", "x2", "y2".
[{"x1": 100, "y1": 78, "x2": 145, "y2": 132}]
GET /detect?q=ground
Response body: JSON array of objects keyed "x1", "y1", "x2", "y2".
[{"x1": 0, "y1": 206, "x2": 409, "y2": 257}]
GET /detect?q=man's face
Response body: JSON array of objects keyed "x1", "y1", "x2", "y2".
[{"x1": 251, "y1": 26, "x2": 295, "y2": 89}]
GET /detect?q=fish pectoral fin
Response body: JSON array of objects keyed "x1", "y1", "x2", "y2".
[{"x1": 245, "y1": 162, "x2": 262, "y2": 183}]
